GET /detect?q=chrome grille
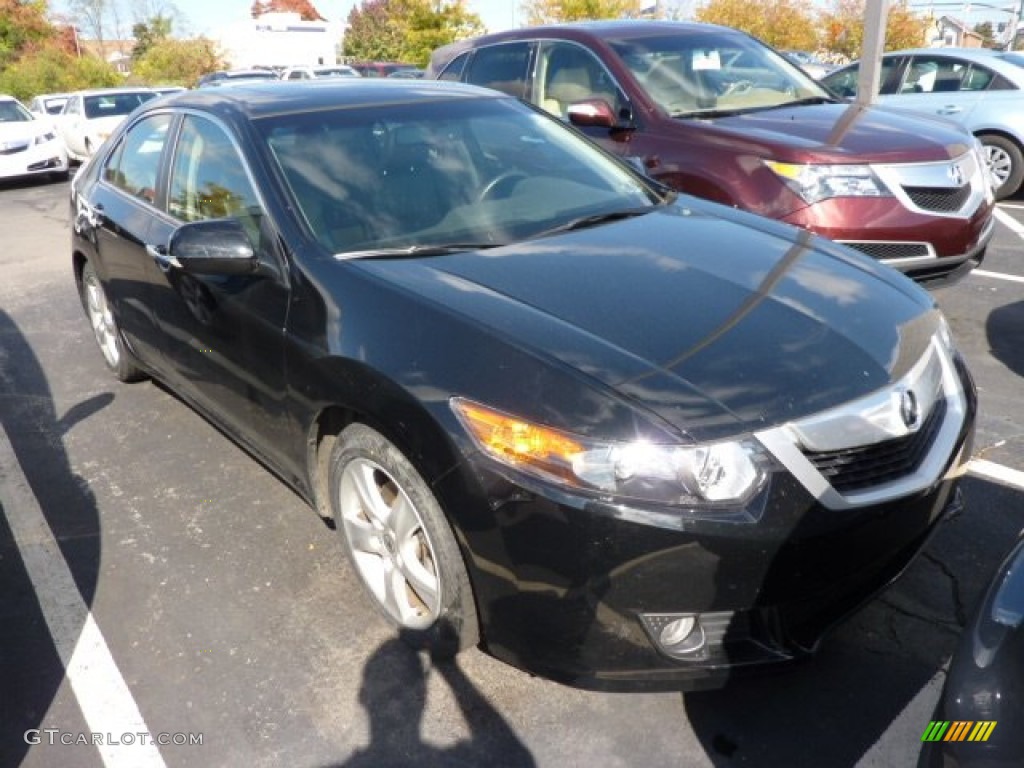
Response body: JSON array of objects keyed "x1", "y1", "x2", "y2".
[
  {"x1": 903, "y1": 185, "x2": 971, "y2": 213},
  {"x1": 801, "y1": 398, "x2": 946, "y2": 494},
  {"x1": 843, "y1": 242, "x2": 932, "y2": 261}
]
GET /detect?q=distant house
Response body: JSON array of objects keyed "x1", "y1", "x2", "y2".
[
  {"x1": 216, "y1": 11, "x2": 341, "y2": 69},
  {"x1": 928, "y1": 16, "x2": 986, "y2": 48},
  {"x1": 78, "y1": 39, "x2": 135, "y2": 75}
]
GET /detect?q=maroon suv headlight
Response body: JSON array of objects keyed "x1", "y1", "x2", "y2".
[{"x1": 764, "y1": 160, "x2": 892, "y2": 204}]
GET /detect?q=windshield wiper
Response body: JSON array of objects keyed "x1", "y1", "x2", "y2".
[
  {"x1": 334, "y1": 243, "x2": 504, "y2": 261},
  {"x1": 772, "y1": 96, "x2": 839, "y2": 108},
  {"x1": 530, "y1": 207, "x2": 655, "y2": 239}
]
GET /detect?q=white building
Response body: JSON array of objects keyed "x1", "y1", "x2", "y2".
[{"x1": 215, "y1": 12, "x2": 341, "y2": 69}]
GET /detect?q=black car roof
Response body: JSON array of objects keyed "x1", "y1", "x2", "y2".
[{"x1": 156, "y1": 79, "x2": 510, "y2": 121}]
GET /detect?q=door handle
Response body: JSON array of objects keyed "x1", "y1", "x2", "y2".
[
  {"x1": 145, "y1": 243, "x2": 179, "y2": 273},
  {"x1": 937, "y1": 106, "x2": 963, "y2": 115}
]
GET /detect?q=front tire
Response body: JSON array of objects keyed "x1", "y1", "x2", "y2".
[
  {"x1": 980, "y1": 134, "x2": 1024, "y2": 200},
  {"x1": 328, "y1": 423, "x2": 479, "y2": 657},
  {"x1": 79, "y1": 260, "x2": 145, "y2": 382}
]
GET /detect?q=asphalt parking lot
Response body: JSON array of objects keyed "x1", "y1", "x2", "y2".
[{"x1": 1, "y1": 177, "x2": 1022, "y2": 768}]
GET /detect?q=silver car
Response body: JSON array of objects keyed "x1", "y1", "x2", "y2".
[{"x1": 822, "y1": 48, "x2": 1024, "y2": 199}]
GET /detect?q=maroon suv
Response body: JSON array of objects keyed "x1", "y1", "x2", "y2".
[{"x1": 430, "y1": 21, "x2": 995, "y2": 286}]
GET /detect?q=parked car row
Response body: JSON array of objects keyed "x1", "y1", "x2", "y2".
[
  {"x1": 821, "y1": 47, "x2": 1024, "y2": 200},
  {"x1": 72, "y1": 71, "x2": 978, "y2": 691},
  {"x1": 430, "y1": 21, "x2": 996, "y2": 286}
]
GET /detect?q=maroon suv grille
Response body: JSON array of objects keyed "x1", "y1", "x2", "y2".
[
  {"x1": 802, "y1": 398, "x2": 946, "y2": 493},
  {"x1": 903, "y1": 185, "x2": 971, "y2": 213},
  {"x1": 844, "y1": 242, "x2": 931, "y2": 261}
]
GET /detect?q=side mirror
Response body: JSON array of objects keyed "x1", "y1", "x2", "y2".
[
  {"x1": 168, "y1": 218, "x2": 257, "y2": 275},
  {"x1": 566, "y1": 99, "x2": 618, "y2": 129}
]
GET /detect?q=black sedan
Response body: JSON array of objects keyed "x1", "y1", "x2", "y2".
[{"x1": 71, "y1": 80, "x2": 976, "y2": 690}]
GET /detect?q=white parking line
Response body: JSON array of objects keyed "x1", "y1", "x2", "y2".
[
  {"x1": 0, "y1": 423, "x2": 166, "y2": 768},
  {"x1": 968, "y1": 458, "x2": 1024, "y2": 490},
  {"x1": 971, "y1": 269, "x2": 1024, "y2": 284},
  {"x1": 994, "y1": 206, "x2": 1024, "y2": 237}
]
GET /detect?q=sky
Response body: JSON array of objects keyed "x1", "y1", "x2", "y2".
[
  {"x1": 157, "y1": 0, "x2": 523, "y2": 36},
  {"x1": 53, "y1": 0, "x2": 1021, "y2": 42}
]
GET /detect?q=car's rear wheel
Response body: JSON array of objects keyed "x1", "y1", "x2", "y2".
[
  {"x1": 79, "y1": 260, "x2": 145, "y2": 382},
  {"x1": 328, "y1": 423, "x2": 478, "y2": 657},
  {"x1": 980, "y1": 134, "x2": 1024, "y2": 200}
]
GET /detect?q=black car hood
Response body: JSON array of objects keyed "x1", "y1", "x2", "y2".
[{"x1": 360, "y1": 203, "x2": 937, "y2": 440}]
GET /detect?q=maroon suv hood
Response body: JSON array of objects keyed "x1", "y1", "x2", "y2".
[{"x1": 702, "y1": 103, "x2": 973, "y2": 165}]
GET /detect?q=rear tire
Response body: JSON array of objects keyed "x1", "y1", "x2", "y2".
[
  {"x1": 328, "y1": 423, "x2": 479, "y2": 658},
  {"x1": 980, "y1": 134, "x2": 1024, "y2": 200},
  {"x1": 78, "y1": 260, "x2": 145, "y2": 382}
]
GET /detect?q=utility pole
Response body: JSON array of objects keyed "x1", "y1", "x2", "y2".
[{"x1": 856, "y1": 0, "x2": 891, "y2": 107}]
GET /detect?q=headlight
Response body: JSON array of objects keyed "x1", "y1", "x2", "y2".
[
  {"x1": 451, "y1": 398, "x2": 772, "y2": 507},
  {"x1": 764, "y1": 160, "x2": 891, "y2": 204},
  {"x1": 33, "y1": 131, "x2": 57, "y2": 145}
]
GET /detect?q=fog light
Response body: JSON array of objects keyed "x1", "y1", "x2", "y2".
[{"x1": 640, "y1": 613, "x2": 707, "y2": 659}]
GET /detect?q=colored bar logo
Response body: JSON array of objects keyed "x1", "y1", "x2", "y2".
[{"x1": 921, "y1": 721, "x2": 997, "y2": 742}]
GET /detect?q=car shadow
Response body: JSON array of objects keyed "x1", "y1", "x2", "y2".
[
  {"x1": 0, "y1": 307, "x2": 107, "y2": 765},
  {"x1": 334, "y1": 627, "x2": 536, "y2": 768},
  {"x1": 684, "y1": 474, "x2": 1023, "y2": 767},
  {"x1": 985, "y1": 298, "x2": 1024, "y2": 379}
]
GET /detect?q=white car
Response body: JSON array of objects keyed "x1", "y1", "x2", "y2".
[
  {"x1": 0, "y1": 94, "x2": 68, "y2": 182},
  {"x1": 27, "y1": 92, "x2": 71, "y2": 119},
  {"x1": 280, "y1": 65, "x2": 361, "y2": 80},
  {"x1": 57, "y1": 88, "x2": 157, "y2": 162}
]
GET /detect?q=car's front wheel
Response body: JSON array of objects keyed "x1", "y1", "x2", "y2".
[
  {"x1": 980, "y1": 134, "x2": 1024, "y2": 200},
  {"x1": 78, "y1": 260, "x2": 145, "y2": 382},
  {"x1": 328, "y1": 423, "x2": 479, "y2": 657}
]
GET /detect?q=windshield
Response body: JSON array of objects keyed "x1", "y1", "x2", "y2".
[
  {"x1": 0, "y1": 100, "x2": 33, "y2": 123},
  {"x1": 83, "y1": 91, "x2": 156, "y2": 119},
  {"x1": 261, "y1": 97, "x2": 662, "y2": 254},
  {"x1": 609, "y1": 31, "x2": 831, "y2": 117}
]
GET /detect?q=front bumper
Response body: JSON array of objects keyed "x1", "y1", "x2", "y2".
[
  {"x1": 0, "y1": 139, "x2": 68, "y2": 180},
  {"x1": 438, "y1": 359, "x2": 977, "y2": 691}
]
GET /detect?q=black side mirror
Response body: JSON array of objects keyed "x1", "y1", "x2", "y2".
[{"x1": 168, "y1": 218, "x2": 257, "y2": 276}]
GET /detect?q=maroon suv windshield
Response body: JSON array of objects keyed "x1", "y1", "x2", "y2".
[{"x1": 608, "y1": 31, "x2": 831, "y2": 117}]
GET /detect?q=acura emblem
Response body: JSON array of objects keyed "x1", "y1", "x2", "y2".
[
  {"x1": 949, "y1": 163, "x2": 964, "y2": 186},
  {"x1": 899, "y1": 389, "x2": 920, "y2": 430}
]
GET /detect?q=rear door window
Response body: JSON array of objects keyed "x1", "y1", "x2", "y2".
[{"x1": 463, "y1": 42, "x2": 533, "y2": 99}]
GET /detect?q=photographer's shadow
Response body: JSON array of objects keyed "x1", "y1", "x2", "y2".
[{"x1": 341, "y1": 630, "x2": 535, "y2": 768}]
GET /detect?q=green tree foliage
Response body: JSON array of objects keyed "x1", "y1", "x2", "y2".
[
  {"x1": 131, "y1": 37, "x2": 223, "y2": 87},
  {"x1": 0, "y1": 46, "x2": 120, "y2": 101},
  {"x1": 344, "y1": 0, "x2": 483, "y2": 66},
  {"x1": 696, "y1": 0, "x2": 819, "y2": 50},
  {"x1": 974, "y1": 21, "x2": 995, "y2": 48},
  {"x1": 522, "y1": 0, "x2": 641, "y2": 26},
  {"x1": 132, "y1": 14, "x2": 173, "y2": 59},
  {"x1": 820, "y1": 0, "x2": 928, "y2": 60},
  {"x1": 0, "y1": 0, "x2": 57, "y2": 70}
]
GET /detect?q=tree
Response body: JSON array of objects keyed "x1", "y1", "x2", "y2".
[
  {"x1": 973, "y1": 20, "x2": 996, "y2": 48},
  {"x1": 251, "y1": 0, "x2": 326, "y2": 20},
  {"x1": 344, "y1": 0, "x2": 483, "y2": 66},
  {"x1": 695, "y1": 0, "x2": 818, "y2": 51},
  {"x1": 131, "y1": 13, "x2": 172, "y2": 58},
  {"x1": 0, "y1": 0, "x2": 57, "y2": 70},
  {"x1": 0, "y1": 46, "x2": 121, "y2": 101},
  {"x1": 819, "y1": 0, "x2": 929, "y2": 60},
  {"x1": 131, "y1": 36, "x2": 223, "y2": 86},
  {"x1": 522, "y1": 0, "x2": 641, "y2": 26}
]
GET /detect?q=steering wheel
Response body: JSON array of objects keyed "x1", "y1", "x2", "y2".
[{"x1": 478, "y1": 171, "x2": 527, "y2": 202}]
